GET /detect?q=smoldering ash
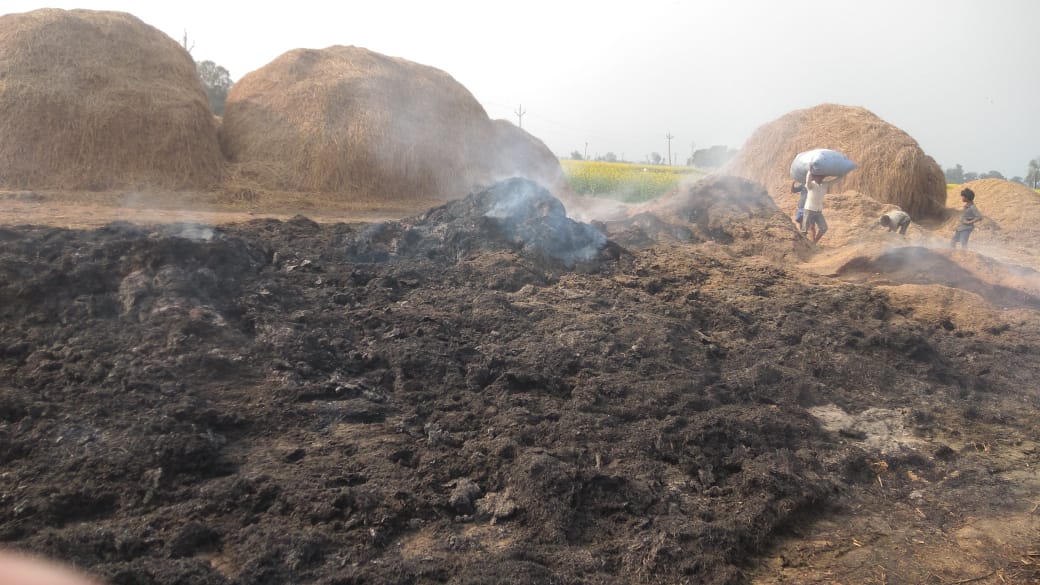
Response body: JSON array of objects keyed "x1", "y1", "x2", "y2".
[{"x1": 483, "y1": 178, "x2": 607, "y2": 267}]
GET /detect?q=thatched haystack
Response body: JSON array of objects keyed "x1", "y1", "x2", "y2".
[
  {"x1": 0, "y1": 9, "x2": 222, "y2": 191},
  {"x1": 723, "y1": 104, "x2": 946, "y2": 219},
  {"x1": 220, "y1": 46, "x2": 564, "y2": 205}
]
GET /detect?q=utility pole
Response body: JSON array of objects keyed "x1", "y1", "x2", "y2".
[
  {"x1": 515, "y1": 104, "x2": 526, "y2": 129},
  {"x1": 666, "y1": 132, "x2": 674, "y2": 166},
  {"x1": 584, "y1": 141, "x2": 588, "y2": 161}
]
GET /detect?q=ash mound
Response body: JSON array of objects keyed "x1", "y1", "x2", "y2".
[
  {"x1": 2, "y1": 189, "x2": 1038, "y2": 584},
  {"x1": 350, "y1": 177, "x2": 611, "y2": 268}
]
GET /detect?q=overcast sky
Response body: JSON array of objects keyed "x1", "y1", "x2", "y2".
[{"x1": 4, "y1": 0, "x2": 1038, "y2": 177}]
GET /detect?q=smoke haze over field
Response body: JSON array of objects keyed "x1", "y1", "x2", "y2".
[{"x1": 4, "y1": 0, "x2": 1038, "y2": 178}]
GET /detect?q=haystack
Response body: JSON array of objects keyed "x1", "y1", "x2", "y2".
[
  {"x1": 220, "y1": 46, "x2": 565, "y2": 204},
  {"x1": 0, "y1": 9, "x2": 222, "y2": 191},
  {"x1": 724, "y1": 104, "x2": 946, "y2": 219}
]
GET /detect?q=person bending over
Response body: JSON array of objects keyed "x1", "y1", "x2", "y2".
[{"x1": 879, "y1": 209, "x2": 911, "y2": 235}]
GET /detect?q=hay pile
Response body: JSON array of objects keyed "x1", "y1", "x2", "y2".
[
  {"x1": 220, "y1": 46, "x2": 564, "y2": 205},
  {"x1": 723, "y1": 104, "x2": 946, "y2": 219},
  {"x1": 0, "y1": 9, "x2": 222, "y2": 191}
]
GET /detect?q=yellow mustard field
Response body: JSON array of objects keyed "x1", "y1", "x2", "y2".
[{"x1": 561, "y1": 160, "x2": 706, "y2": 202}]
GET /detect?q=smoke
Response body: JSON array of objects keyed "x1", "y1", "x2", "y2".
[
  {"x1": 121, "y1": 190, "x2": 217, "y2": 239},
  {"x1": 559, "y1": 193, "x2": 633, "y2": 224},
  {"x1": 482, "y1": 178, "x2": 607, "y2": 267},
  {"x1": 160, "y1": 222, "x2": 216, "y2": 242}
]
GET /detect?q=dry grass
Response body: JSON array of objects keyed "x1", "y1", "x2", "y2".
[
  {"x1": 723, "y1": 104, "x2": 946, "y2": 219},
  {"x1": 0, "y1": 9, "x2": 222, "y2": 191}
]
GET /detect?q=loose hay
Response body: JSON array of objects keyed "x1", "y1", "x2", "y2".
[
  {"x1": 724, "y1": 104, "x2": 946, "y2": 220},
  {"x1": 0, "y1": 9, "x2": 222, "y2": 191},
  {"x1": 219, "y1": 46, "x2": 564, "y2": 205}
]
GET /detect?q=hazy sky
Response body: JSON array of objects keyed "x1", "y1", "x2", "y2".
[{"x1": 4, "y1": 0, "x2": 1038, "y2": 177}]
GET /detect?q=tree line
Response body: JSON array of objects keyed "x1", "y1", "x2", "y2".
[
  {"x1": 945, "y1": 158, "x2": 1040, "y2": 188},
  {"x1": 196, "y1": 60, "x2": 232, "y2": 116}
]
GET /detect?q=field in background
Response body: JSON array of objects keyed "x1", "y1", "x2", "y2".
[{"x1": 562, "y1": 160, "x2": 707, "y2": 202}]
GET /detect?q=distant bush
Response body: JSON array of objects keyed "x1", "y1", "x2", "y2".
[{"x1": 196, "y1": 60, "x2": 232, "y2": 116}]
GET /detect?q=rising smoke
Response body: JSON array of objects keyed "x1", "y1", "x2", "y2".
[{"x1": 482, "y1": 178, "x2": 607, "y2": 267}]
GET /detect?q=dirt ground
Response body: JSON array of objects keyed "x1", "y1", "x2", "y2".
[{"x1": 2, "y1": 180, "x2": 1040, "y2": 585}]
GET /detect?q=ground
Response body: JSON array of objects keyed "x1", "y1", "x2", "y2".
[{"x1": 1, "y1": 181, "x2": 1039, "y2": 585}]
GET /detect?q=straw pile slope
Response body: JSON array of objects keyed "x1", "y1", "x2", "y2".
[
  {"x1": 221, "y1": 46, "x2": 560, "y2": 204},
  {"x1": 0, "y1": 9, "x2": 222, "y2": 191},
  {"x1": 723, "y1": 104, "x2": 946, "y2": 219}
]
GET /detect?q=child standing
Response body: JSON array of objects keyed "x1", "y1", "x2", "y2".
[{"x1": 951, "y1": 188, "x2": 982, "y2": 249}]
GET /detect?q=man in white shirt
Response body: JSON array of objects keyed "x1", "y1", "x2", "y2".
[{"x1": 801, "y1": 172, "x2": 837, "y2": 244}]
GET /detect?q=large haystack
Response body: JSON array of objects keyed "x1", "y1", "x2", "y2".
[
  {"x1": 0, "y1": 9, "x2": 222, "y2": 191},
  {"x1": 220, "y1": 46, "x2": 563, "y2": 204},
  {"x1": 724, "y1": 104, "x2": 946, "y2": 219}
]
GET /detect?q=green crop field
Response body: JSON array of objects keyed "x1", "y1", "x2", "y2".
[{"x1": 561, "y1": 160, "x2": 707, "y2": 202}]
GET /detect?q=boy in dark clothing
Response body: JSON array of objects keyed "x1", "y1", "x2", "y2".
[
  {"x1": 792, "y1": 181, "x2": 808, "y2": 231},
  {"x1": 951, "y1": 188, "x2": 982, "y2": 249}
]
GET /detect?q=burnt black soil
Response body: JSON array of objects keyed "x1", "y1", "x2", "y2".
[{"x1": 2, "y1": 179, "x2": 1038, "y2": 584}]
